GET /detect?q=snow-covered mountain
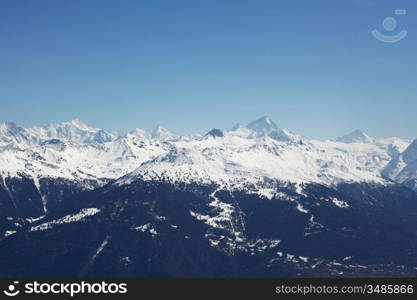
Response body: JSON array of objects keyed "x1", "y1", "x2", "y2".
[
  {"x1": 151, "y1": 125, "x2": 175, "y2": 140},
  {"x1": 234, "y1": 116, "x2": 300, "y2": 141},
  {"x1": 336, "y1": 129, "x2": 409, "y2": 154},
  {"x1": 383, "y1": 139, "x2": 417, "y2": 190},
  {"x1": 0, "y1": 117, "x2": 413, "y2": 193},
  {"x1": 1, "y1": 117, "x2": 417, "y2": 278},
  {"x1": 27, "y1": 118, "x2": 118, "y2": 145},
  {"x1": 116, "y1": 118, "x2": 413, "y2": 193},
  {"x1": 336, "y1": 129, "x2": 375, "y2": 144},
  {"x1": 0, "y1": 119, "x2": 170, "y2": 215},
  {"x1": 119, "y1": 131, "x2": 395, "y2": 192},
  {"x1": 0, "y1": 116, "x2": 415, "y2": 212}
]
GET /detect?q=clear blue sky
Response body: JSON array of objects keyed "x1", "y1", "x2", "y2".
[{"x1": 1, "y1": 0, "x2": 416, "y2": 139}]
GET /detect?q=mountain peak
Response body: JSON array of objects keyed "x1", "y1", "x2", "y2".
[
  {"x1": 351, "y1": 129, "x2": 366, "y2": 135},
  {"x1": 0, "y1": 122, "x2": 20, "y2": 132},
  {"x1": 336, "y1": 129, "x2": 374, "y2": 144},
  {"x1": 230, "y1": 123, "x2": 242, "y2": 131},
  {"x1": 151, "y1": 125, "x2": 173, "y2": 140},
  {"x1": 246, "y1": 116, "x2": 278, "y2": 133},
  {"x1": 68, "y1": 119, "x2": 97, "y2": 132},
  {"x1": 245, "y1": 116, "x2": 295, "y2": 142},
  {"x1": 30, "y1": 119, "x2": 115, "y2": 144},
  {"x1": 205, "y1": 128, "x2": 224, "y2": 138}
]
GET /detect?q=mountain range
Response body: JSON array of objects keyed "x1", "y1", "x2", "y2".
[{"x1": 1, "y1": 116, "x2": 417, "y2": 277}]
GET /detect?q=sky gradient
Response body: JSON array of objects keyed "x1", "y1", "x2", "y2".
[{"x1": 1, "y1": 0, "x2": 416, "y2": 139}]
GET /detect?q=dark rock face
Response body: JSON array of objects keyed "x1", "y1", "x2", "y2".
[
  {"x1": 1, "y1": 179, "x2": 417, "y2": 277},
  {"x1": 205, "y1": 129, "x2": 224, "y2": 138},
  {"x1": 0, "y1": 176, "x2": 45, "y2": 219},
  {"x1": 0, "y1": 176, "x2": 99, "y2": 238}
]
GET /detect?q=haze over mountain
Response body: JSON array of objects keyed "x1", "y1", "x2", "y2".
[{"x1": 336, "y1": 129, "x2": 375, "y2": 144}]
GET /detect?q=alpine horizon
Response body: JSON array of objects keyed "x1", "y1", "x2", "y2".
[{"x1": 1, "y1": 116, "x2": 417, "y2": 277}]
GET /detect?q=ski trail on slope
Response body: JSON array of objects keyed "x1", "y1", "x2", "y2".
[
  {"x1": 1, "y1": 176, "x2": 17, "y2": 210},
  {"x1": 79, "y1": 235, "x2": 111, "y2": 276},
  {"x1": 32, "y1": 176, "x2": 47, "y2": 213},
  {"x1": 209, "y1": 187, "x2": 246, "y2": 252}
]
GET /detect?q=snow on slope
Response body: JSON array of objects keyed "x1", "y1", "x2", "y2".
[
  {"x1": 336, "y1": 130, "x2": 409, "y2": 155},
  {"x1": 151, "y1": 125, "x2": 175, "y2": 140},
  {"x1": 0, "y1": 122, "x2": 40, "y2": 149},
  {"x1": 30, "y1": 208, "x2": 100, "y2": 232},
  {"x1": 0, "y1": 120, "x2": 169, "y2": 184},
  {"x1": 0, "y1": 117, "x2": 413, "y2": 193},
  {"x1": 383, "y1": 139, "x2": 417, "y2": 190},
  {"x1": 377, "y1": 137, "x2": 410, "y2": 154},
  {"x1": 336, "y1": 129, "x2": 375, "y2": 144},
  {"x1": 0, "y1": 137, "x2": 168, "y2": 183},
  {"x1": 27, "y1": 119, "x2": 117, "y2": 144},
  {"x1": 119, "y1": 130, "x2": 397, "y2": 191},
  {"x1": 1, "y1": 119, "x2": 117, "y2": 150}
]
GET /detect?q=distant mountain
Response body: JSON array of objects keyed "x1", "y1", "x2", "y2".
[
  {"x1": 245, "y1": 116, "x2": 299, "y2": 141},
  {"x1": 119, "y1": 126, "x2": 393, "y2": 189},
  {"x1": 205, "y1": 129, "x2": 224, "y2": 138},
  {"x1": 27, "y1": 119, "x2": 117, "y2": 144},
  {"x1": 2, "y1": 171, "x2": 417, "y2": 277},
  {"x1": 0, "y1": 117, "x2": 413, "y2": 192},
  {"x1": 0, "y1": 119, "x2": 119, "y2": 150},
  {"x1": 1, "y1": 116, "x2": 417, "y2": 277},
  {"x1": 128, "y1": 128, "x2": 150, "y2": 139},
  {"x1": 151, "y1": 125, "x2": 174, "y2": 140},
  {"x1": 336, "y1": 129, "x2": 375, "y2": 144},
  {"x1": 0, "y1": 119, "x2": 169, "y2": 217},
  {"x1": 335, "y1": 130, "x2": 410, "y2": 153},
  {"x1": 383, "y1": 139, "x2": 417, "y2": 190},
  {"x1": 0, "y1": 122, "x2": 39, "y2": 149}
]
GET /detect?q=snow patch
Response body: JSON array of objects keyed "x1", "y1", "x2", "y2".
[
  {"x1": 30, "y1": 208, "x2": 100, "y2": 231},
  {"x1": 296, "y1": 202, "x2": 309, "y2": 213},
  {"x1": 331, "y1": 197, "x2": 350, "y2": 208},
  {"x1": 134, "y1": 223, "x2": 158, "y2": 238}
]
